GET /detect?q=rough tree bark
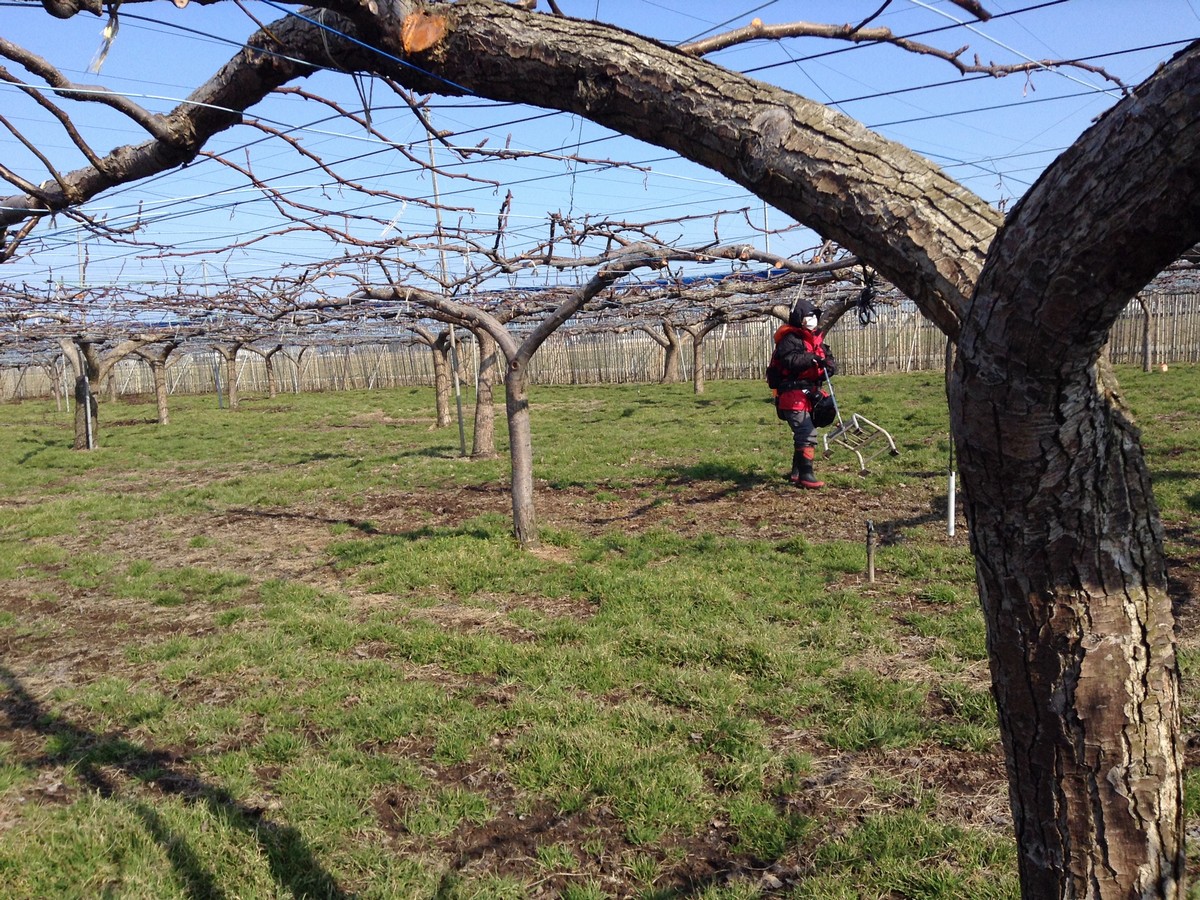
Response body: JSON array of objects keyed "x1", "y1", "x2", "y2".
[
  {"x1": 947, "y1": 43, "x2": 1200, "y2": 896},
  {"x1": 10, "y1": 3, "x2": 1200, "y2": 895}
]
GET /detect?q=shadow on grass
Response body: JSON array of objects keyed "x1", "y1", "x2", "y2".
[
  {"x1": 388, "y1": 446, "x2": 466, "y2": 460},
  {"x1": 0, "y1": 667, "x2": 348, "y2": 899},
  {"x1": 662, "y1": 461, "x2": 772, "y2": 490},
  {"x1": 285, "y1": 451, "x2": 357, "y2": 465},
  {"x1": 229, "y1": 508, "x2": 512, "y2": 546},
  {"x1": 872, "y1": 493, "x2": 956, "y2": 545},
  {"x1": 16, "y1": 439, "x2": 60, "y2": 465},
  {"x1": 428, "y1": 799, "x2": 762, "y2": 900},
  {"x1": 228, "y1": 506, "x2": 382, "y2": 535},
  {"x1": 329, "y1": 522, "x2": 510, "y2": 569},
  {"x1": 1162, "y1": 524, "x2": 1200, "y2": 619}
]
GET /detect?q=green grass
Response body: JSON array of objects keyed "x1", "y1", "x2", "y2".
[{"x1": 0, "y1": 368, "x2": 1195, "y2": 898}]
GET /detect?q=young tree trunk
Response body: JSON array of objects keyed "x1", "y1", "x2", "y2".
[
  {"x1": 504, "y1": 361, "x2": 537, "y2": 548},
  {"x1": 685, "y1": 319, "x2": 723, "y2": 394},
  {"x1": 263, "y1": 345, "x2": 282, "y2": 398},
  {"x1": 284, "y1": 347, "x2": 307, "y2": 394},
  {"x1": 471, "y1": 328, "x2": 500, "y2": 459},
  {"x1": 214, "y1": 345, "x2": 241, "y2": 410},
  {"x1": 431, "y1": 332, "x2": 453, "y2": 428},
  {"x1": 46, "y1": 359, "x2": 63, "y2": 412},
  {"x1": 151, "y1": 360, "x2": 170, "y2": 425},
  {"x1": 689, "y1": 332, "x2": 706, "y2": 394},
  {"x1": 72, "y1": 375, "x2": 97, "y2": 450},
  {"x1": 1138, "y1": 296, "x2": 1155, "y2": 372}
]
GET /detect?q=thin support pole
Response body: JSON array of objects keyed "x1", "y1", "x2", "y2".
[
  {"x1": 866, "y1": 520, "x2": 876, "y2": 583},
  {"x1": 428, "y1": 134, "x2": 467, "y2": 456}
]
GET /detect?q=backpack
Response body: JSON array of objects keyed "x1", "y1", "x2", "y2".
[
  {"x1": 809, "y1": 389, "x2": 837, "y2": 427},
  {"x1": 765, "y1": 354, "x2": 788, "y2": 390}
]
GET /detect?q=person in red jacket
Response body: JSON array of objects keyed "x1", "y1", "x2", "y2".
[{"x1": 768, "y1": 299, "x2": 837, "y2": 488}]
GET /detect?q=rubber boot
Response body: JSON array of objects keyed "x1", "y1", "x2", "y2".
[
  {"x1": 796, "y1": 446, "x2": 824, "y2": 489},
  {"x1": 788, "y1": 447, "x2": 804, "y2": 485}
]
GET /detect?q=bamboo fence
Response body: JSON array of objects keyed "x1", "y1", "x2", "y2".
[{"x1": 4, "y1": 291, "x2": 1198, "y2": 402}]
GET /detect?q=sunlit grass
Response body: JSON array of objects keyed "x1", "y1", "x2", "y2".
[{"x1": 0, "y1": 368, "x2": 1194, "y2": 897}]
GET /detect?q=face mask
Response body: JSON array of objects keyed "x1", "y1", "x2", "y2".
[{"x1": 802, "y1": 315, "x2": 818, "y2": 330}]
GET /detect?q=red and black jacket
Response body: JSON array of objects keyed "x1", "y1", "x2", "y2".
[{"x1": 767, "y1": 324, "x2": 834, "y2": 412}]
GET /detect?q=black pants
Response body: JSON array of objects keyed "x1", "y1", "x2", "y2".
[{"x1": 780, "y1": 408, "x2": 816, "y2": 449}]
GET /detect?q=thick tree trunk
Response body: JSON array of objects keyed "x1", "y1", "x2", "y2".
[
  {"x1": 62, "y1": 340, "x2": 101, "y2": 450},
  {"x1": 63, "y1": 336, "x2": 168, "y2": 448},
  {"x1": 954, "y1": 355, "x2": 1181, "y2": 897},
  {"x1": 226, "y1": 357, "x2": 238, "y2": 410},
  {"x1": 471, "y1": 329, "x2": 499, "y2": 460},
  {"x1": 950, "y1": 43, "x2": 1199, "y2": 897},
  {"x1": 138, "y1": 343, "x2": 177, "y2": 426},
  {"x1": 659, "y1": 322, "x2": 683, "y2": 384}
]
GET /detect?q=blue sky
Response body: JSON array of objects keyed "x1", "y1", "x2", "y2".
[{"x1": 1, "y1": 0, "x2": 1197, "y2": 301}]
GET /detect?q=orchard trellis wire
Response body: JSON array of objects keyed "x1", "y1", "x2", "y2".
[{"x1": 2, "y1": 288, "x2": 1196, "y2": 402}]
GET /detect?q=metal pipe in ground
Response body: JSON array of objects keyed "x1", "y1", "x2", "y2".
[{"x1": 866, "y1": 520, "x2": 876, "y2": 583}]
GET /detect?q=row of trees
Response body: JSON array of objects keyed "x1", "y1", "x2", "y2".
[
  {"x1": 7, "y1": 241, "x2": 876, "y2": 542},
  {"x1": 2, "y1": 1, "x2": 1199, "y2": 895}
]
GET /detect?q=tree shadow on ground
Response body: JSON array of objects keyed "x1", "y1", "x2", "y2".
[
  {"x1": 662, "y1": 461, "x2": 773, "y2": 490},
  {"x1": 871, "y1": 493, "x2": 956, "y2": 545},
  {"x1": 0, "y1": 667, "x2": 348, "y2": 899},
  {"x1": 227, "y1": 506, "x2": 382, "y2": 535},
  {"x1": 388, "y1": 445, "x2": 466, "y2": 460}
]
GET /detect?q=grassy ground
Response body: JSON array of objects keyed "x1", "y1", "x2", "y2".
[{"x1": 0, "y1": 369, "x2": 1195, "y2": 899}]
